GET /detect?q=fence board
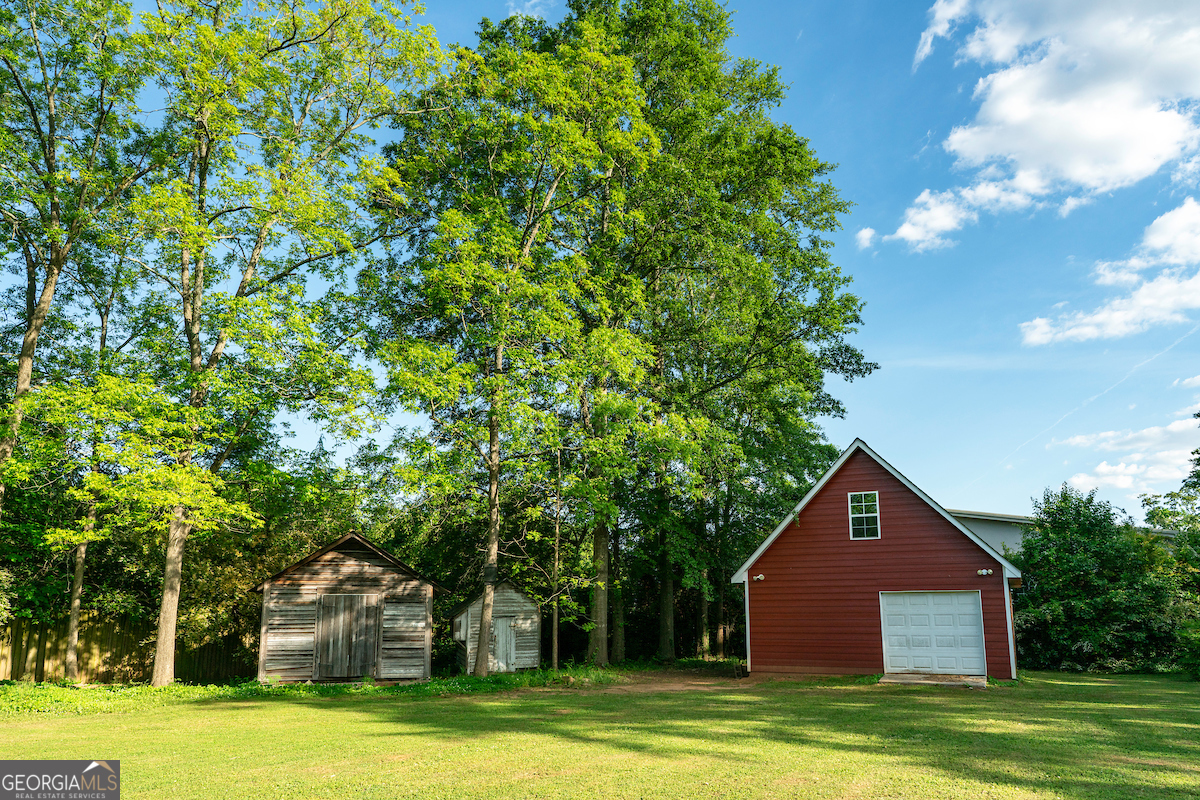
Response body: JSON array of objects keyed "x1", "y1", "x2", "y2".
[{"x1": 0, "y1": 612, "x2": 254, "y2": 684}]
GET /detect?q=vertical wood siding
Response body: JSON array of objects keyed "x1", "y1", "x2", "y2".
[
  {"x1": 456, "y1": 585, "x2": 541, "y2": 673},
  {"x1": 315, "y1": 594, "x2": 378, "y2": 679},
  {"x1": 258, "y1": 540, "x2": 433, "y2": 682},
  {"x1": 746, "y1": 450, "x2": 1015, "y2": 679}
]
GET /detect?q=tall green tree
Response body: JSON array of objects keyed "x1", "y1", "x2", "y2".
[
  {"x1": 373, "y1": 16, "x2": 653, "y2": 675},
  {"x1": 0, "y1": 0, "x2": 161, "y2": 517},
  {"x1": 131, "y1": 0, "x2": 440, "y2": 685},
  {"x1": 577, "y1": 0, "x2": 873, "y2": 659}
]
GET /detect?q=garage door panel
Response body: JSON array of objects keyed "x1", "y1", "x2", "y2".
[{"x1": 879, "y1": 591, "x2": 985, "y2": 676}]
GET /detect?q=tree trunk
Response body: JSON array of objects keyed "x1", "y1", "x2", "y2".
[
  {"x1": 7, "y1": 620, "x2": 19, "y2": 680},
  {"x1": 473, "y1": 343, "x2": 503, "y2": 678},
  {"x1": 34, "y1": 623, "x2": 47, "y2": 682},
  {"x1": 551, "y1": 596, "x2": 559, "y2": 672},
  {"x1": 697, "y1": 577, "x2": 710, "y2": 659},
  {"x1": 611, "y1": 529, "x2": 625, "y2": 663},
  {"x1": 64, "y1": 537, "x2": 89, "y2": 683},
  {"x1": 657, "y1": 529, "x2": 675, "y2": 661},
  {"x1": 0, "y1": 253, "x2": 64, "y2": 523},
  {"x1": 552, "y1": 452, "x2": 561, "y2": 671},
  {"x1": 151, "y1": 507, "x2": 189, "y2": 686},
  {"x1": 716, "y1": 578, "x2": 726, "y2": 660},
  {"x1": 589, "y1": 521, "x2": 609, "y2": 666},
  {"x1": 20, "y1": 622, "x2": 38, "y2": 681}
]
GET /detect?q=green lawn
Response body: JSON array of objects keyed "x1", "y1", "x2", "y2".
[{"x1": 1, "y1": 671, "x2": 1197, "y2": 799}]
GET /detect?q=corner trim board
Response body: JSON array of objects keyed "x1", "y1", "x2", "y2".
[{"x1": 743, "y1": 579, "x2": 751, "y2": 673}]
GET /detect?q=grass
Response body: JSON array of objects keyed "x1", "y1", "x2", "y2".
[
  {"x1": 0, "y1": 670, "x2": 1197, "y2": 799},
  {"x1": 0, "y1": 663, "x2": 620, "y2": 715}
]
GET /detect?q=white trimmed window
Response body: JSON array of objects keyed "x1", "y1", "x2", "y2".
[{"x1": 848, "y1": 492, "x2": 880, "y2": 539}]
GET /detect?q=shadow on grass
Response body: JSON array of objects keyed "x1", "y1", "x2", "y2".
[
  {"x1": 191, "y1": 670, "x2": 1200, "y2": 800},
  {"x1": 7, "y1": 670, "x2": 1197, "y2": 799}
]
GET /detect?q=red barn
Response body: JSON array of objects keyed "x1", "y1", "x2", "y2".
[{"x1": 733, "y1": 439, "x2": 1021, "y2": 680}]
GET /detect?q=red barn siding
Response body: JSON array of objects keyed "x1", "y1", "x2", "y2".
[{"x1": 746, "y1": 450, "x2": 1014, "y2": 679}]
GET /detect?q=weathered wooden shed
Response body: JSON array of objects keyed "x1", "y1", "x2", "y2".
[
  {"x1": 450, "y1": 583, "x2": 541, "y2": 673},
  {"x1": 253, "y1": 533, "x2": 440, "y2": 682}
]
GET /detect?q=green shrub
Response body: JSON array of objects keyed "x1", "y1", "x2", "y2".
[
  {"x1": 1012, "y1": 486, "x2": 1183, "y2": 672},
  {"x1": 1179, "y1": 623, "x2": 1200, "y2": 680}
]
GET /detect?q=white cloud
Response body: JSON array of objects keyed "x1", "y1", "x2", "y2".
[
  {"x1": 1021, "y1": 198, "x2": 1200, "y2": 343},
  {"x1": 1056, "y1": 414, "x2": 1200, "y2": 494},
  {"x1": 1057, "y1": 417, "x2": 1200, "y2": 451},
  {"x1": 1175, "y1": 401, "x2": 1200, "y2": 417},
  {"x1": 1068, "y1": 461, "x2": 1144, "y2": 491},
  {"x1": 1058, "y1": 196, "x2": 1091, "y2": 217},
  {"x1": 894, "y1": 0, "x2": 1200, "y2": 249},
  {"x1": 884, "y1": 189, "x2": 978, "y2": 250},
  {"x1": 1179, "y1": 375, "x2": 1200, "y2": 387},
  {"x1": 1020, "y1": 270, "x2": 1200, "y2": 343},
  {"x1": 914, "y1": 0, "x2": 973, "y2": 67},
  {"x1": 1142, "y1": 197, "x2": 1200, "y2": 264},
  {"x1": 855, "y1": 227, "x2": 876, "y2": 249},
  {"x1": 506, "y1": 0, "x2": 555, "y2": 17}
]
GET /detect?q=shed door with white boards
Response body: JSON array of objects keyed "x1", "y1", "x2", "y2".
[
  {"x1": 879, "y1": 591, "x2": 985, "y2": 675},
  {"x1": 492, "y1": 617, "x2": 515, "y2": 672}
]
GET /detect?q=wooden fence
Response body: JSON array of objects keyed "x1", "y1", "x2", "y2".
[{"x1": 0, "y1": 612, "x2": 255, "y2": 684}]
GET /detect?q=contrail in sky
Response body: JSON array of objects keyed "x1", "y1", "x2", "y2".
[{"x1": 966, "y1": 323, "x2": 1200, "y2": 487}]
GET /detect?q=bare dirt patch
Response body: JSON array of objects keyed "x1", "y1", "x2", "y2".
[{"x1": 594, "y1": 670, "x2": 752, "y2": 695}]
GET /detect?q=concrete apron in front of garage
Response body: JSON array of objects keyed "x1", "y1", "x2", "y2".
[{"x1": 878, "y1": 673, "x2": 987, "y2": 689}]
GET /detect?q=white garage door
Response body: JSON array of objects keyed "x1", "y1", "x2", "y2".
[{"x1": 879, "y1": 591, "x2": 985, "y2": 675}]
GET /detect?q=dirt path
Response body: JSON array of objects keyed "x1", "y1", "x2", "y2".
[{"x1": 526, "y1": 669, "x2": 761, "y2": 695}]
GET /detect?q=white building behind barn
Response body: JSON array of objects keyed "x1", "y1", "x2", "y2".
[
  {"x1": 948, "y1": 510, "x2": 1031, "y2": 556},
  {"x1": 451, "y1": 583, "x2": 541, "y2": 673},
  {"x1": 949, "y1": 509, "x2": 1179, "y2": 555}
]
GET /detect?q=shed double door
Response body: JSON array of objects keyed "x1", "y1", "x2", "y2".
[{"x1": 315, "y1": 594, "x2": 379, "y2": 679}]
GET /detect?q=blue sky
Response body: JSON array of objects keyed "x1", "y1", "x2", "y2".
[
  {"x1": 420, "y1": 0, "x2": 1200, "y2": 519},
  {"x1": 15, "y1": 0, "x2": 1197, "y2": 521}
]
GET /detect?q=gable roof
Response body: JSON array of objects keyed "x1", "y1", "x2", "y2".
[
  {"x1": 251, "y1": 532, "x2": 445, "y2": 593},
  {"x1": 731, "y1": 439, "x2": 1021, "y2": 583},
  {"x1": 448, "y1": 581, "x2": 539, "y2": 619}
]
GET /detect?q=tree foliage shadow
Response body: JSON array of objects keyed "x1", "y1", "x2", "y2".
[{"x1": 191, "y1": 671, "x2": 1200, "y2": 800}]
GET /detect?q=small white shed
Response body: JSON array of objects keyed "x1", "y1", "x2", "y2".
[{"x1": 450, "y1": 583, "x2": 540, "y2": 673}]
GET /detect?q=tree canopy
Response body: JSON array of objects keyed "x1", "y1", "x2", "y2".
[{"x1": 0, "y1": 0, "x2": 873, "y2": 680}]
